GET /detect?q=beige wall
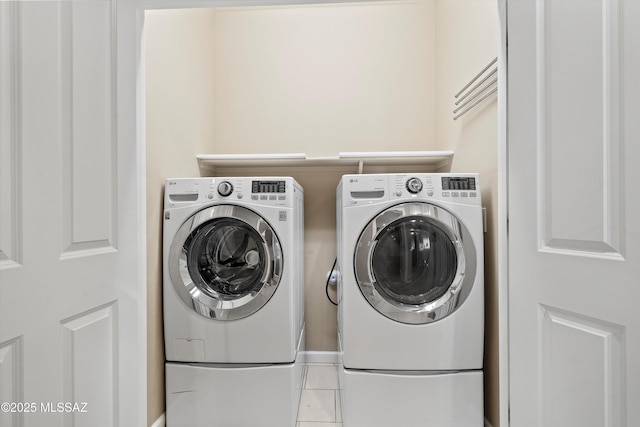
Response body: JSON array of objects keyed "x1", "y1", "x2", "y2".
[
  {"x1": 145, "y1": 2, "x2": 499, "y2": 425},
  {"x1": 210, "y1": 2, "x2": 437, "y2": 156},
  {"x1": 145, "y1": 8, "x2": 217, "y2": 425},
  {"x1": 435, "y1": 1, "x2": 499, "y2": 425}
]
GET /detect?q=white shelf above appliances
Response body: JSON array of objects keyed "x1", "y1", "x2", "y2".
[{"x1": 196, "y1": 151, "x2": 454, "y2": 175}]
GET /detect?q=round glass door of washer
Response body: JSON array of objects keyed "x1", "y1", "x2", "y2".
[
  {"x1": 168, "y1": 205, "x2": 283, "y2": 320},
  {"x1": 354, "y1": 202, "x2": 477, "y2": 324}
]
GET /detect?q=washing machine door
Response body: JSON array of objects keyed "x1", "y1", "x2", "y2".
[
  {"x1": 168, "y1": 205, "x2": 282, "y2": 320},
  {"x1": 354, "y1": 202, "x2": 477, "y2": 324}
]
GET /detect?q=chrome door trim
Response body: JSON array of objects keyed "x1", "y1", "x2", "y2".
[
  {"x1": 168, "y1": 205, "x2": 283, "y2": 320},
  {"x1": 354, "y1": 202, "x2": 477, "y2": 324}
]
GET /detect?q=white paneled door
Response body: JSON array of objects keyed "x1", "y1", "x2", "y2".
[
  {"x1": 508, "y1": 0, "x2": 640, "y2": 426},
  {"x1": 0, "y1": 1, "x2": 144, "y2": 426}
]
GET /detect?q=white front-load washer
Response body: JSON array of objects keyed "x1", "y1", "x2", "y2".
[
  {"x1": 163, "y1": 177, "x2": 304, "y2": 427},
  {"x1": 164, "y1": 177, "x2": 304, "y2": 364},
  {"x1": 337, "y1": 173, "x2": 484, "y2": 427}
]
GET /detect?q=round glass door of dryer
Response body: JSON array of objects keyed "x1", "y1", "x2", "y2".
[
  {"x1": 168, "y1": 205, "x2": 283, "y2": 320},
  {"x1": 354, "y1": 202, "x2": 477, "y2": 324}
]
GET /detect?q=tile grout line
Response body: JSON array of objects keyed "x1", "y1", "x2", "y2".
[{"x1": 297, "y1": 364, "x2": 342, "y2": 425}]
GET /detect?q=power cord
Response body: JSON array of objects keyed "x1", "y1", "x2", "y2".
[{"x1": 326, "y1": 258, "x2": 338, "y2": 306}]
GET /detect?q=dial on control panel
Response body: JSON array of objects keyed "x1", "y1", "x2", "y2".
[
  {"x1": 406, "y1": 177, "x2": 423, "y2": 194},
  {"x1": 217, "y1": 181, "x2": 234, "y2": 197}
]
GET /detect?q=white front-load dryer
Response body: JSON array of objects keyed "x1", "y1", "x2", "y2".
[
  {"x1": 163, "y1": 177, "x2": 304, "y2": 364},
  {"x1": 337, "y1": 173, "x2": 485, "y2": 427},
  {"x1": 337, "y1": 173, "x2": 484, "y2": 371}
]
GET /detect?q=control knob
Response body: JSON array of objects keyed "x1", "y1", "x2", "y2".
[
  {"x1": 406, "y1": 177, "x2": 423, "y2": 194},
  {"x1": 217, "y1": 181, "x2": 233, "y2": 197}
]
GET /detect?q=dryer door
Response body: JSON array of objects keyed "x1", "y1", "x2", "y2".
[
  {"x1": 354, "y1": 202, "x2": 477, "y2": 324},
  {"x1": 168, "y1": 205, "x2": 282, "y2": 320}
]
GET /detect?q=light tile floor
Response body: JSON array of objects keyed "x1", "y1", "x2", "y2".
[{"x1": 297, "y1": 364, "x2": 342, "y2": 427}]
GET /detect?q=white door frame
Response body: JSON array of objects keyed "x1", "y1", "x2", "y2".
[
  {"x1": 133, "y1": 1, "x2": 510, "y2": 426},
  {"x1": 496, "y1": 0, "x2": 509, "y2": 426}
]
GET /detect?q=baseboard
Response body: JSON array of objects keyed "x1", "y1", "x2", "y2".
[
  {"x1": 150, "y1": 413, "x2": 165, "y2": 427},
  {"x1": 301, "y1": 350, "x2": 341, "y2": 365}
]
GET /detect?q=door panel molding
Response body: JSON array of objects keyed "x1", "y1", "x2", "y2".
[
  {"x1": 0, "y1": 337, "x2": 24, "y2": 427},
  {"x1": 60, "y1": 0, "x2": 118, "y2": 260},
  {"x1": 538, "y1": 305, "x2": 625, "y2": 427},
  {"x1": 61, "y1": 302, "x2": 118, "y2": 426},
  {"x1": 0, "y1": 2, "x2": 23, "y2": 270},
  {"x1": 536, "y1": 0, "x2": 623, "y2": 260}
]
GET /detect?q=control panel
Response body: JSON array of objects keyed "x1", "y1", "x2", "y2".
[
  {"x1": 165, "y1": 178, "x2": 293, "y2": 208},
  {"x1": 391, "y1": 175, "x2": 478, "y2": 201},
  {"x1": 341, "y1": 174, "x2": 481, "y2": 206}
]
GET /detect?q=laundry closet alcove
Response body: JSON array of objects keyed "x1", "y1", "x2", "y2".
[{"x1": 145, "y1": 2, "x2": 499, "y2": 425}]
